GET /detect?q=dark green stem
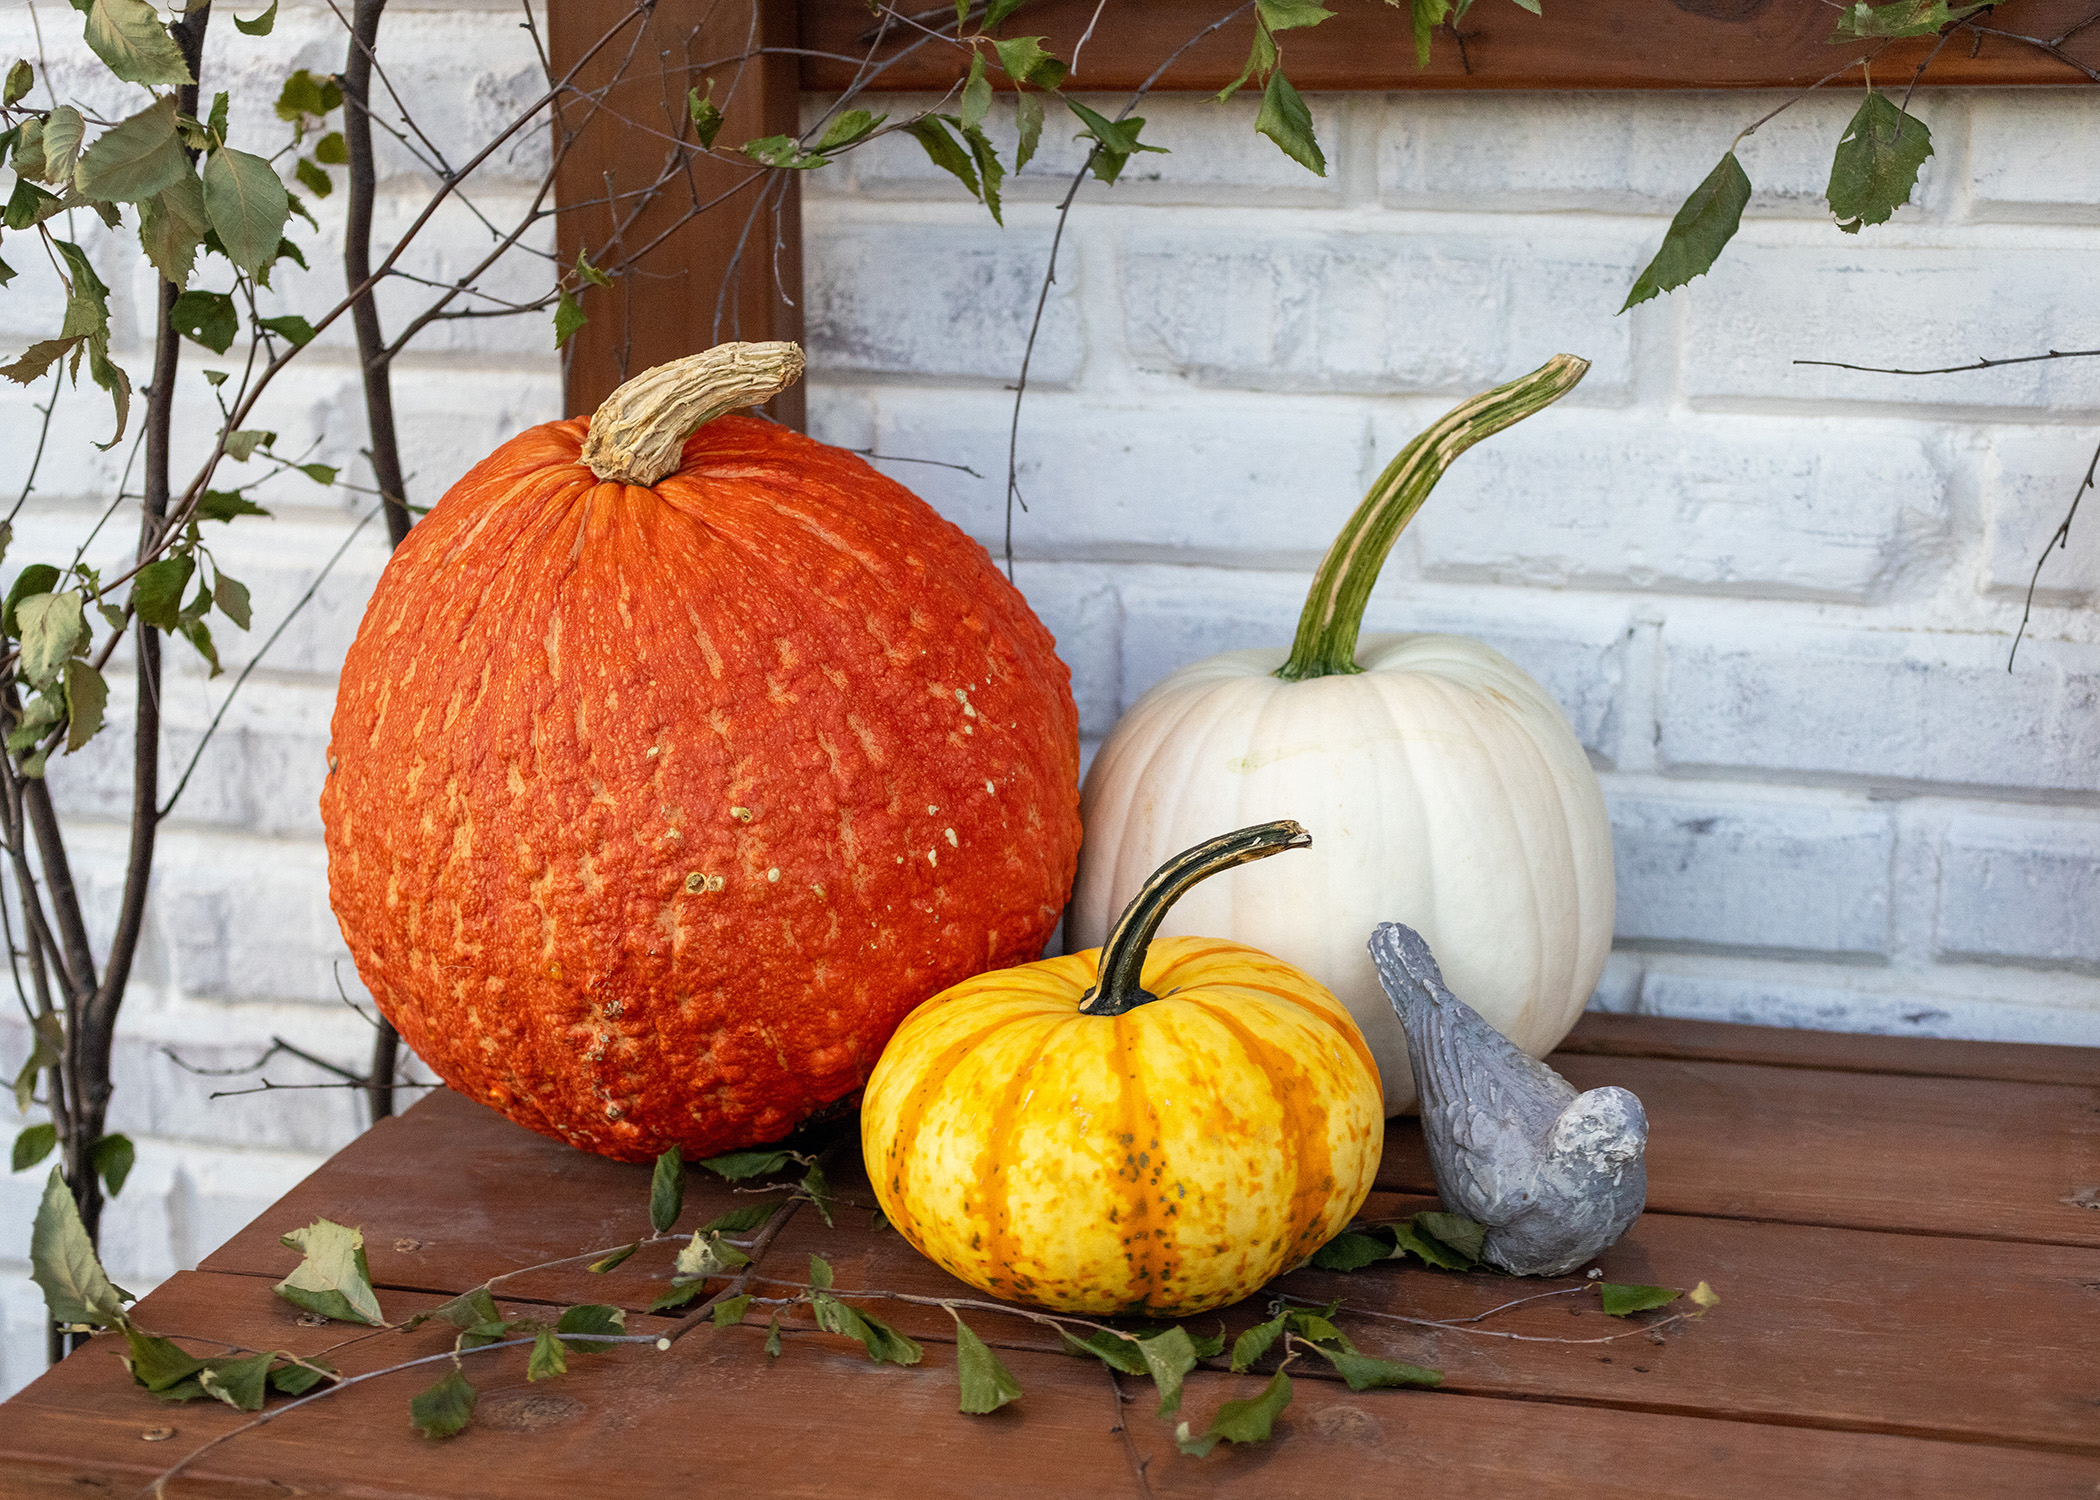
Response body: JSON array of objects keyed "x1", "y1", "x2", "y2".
[
  {"x1": 1077, "y1": 821, "x2": 1311, "y2": 1017},
  {"x1": 1276, "y1": 353, "x2": 1590, "y2": 683}
]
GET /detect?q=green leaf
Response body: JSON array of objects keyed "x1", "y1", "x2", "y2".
[
  {"x1": 4, "y1": 60, "x2": 31, "y2": 106},
  {"x1": 815, "y1": 108, "x2": 886, "y2": 154},
  {"x1": 813, "y1": 1294, "x2": 923, "y2": 1365},
  {"x1": 76, "y1": 97, "x2": 187, "y2": 204},
  {"x1": 1599, "y1": 1283, "x2": 1683, "y2": 1317},
  {"x1": 269, "y1": 1356, "x2": 335, "y2": 1396},
  {"x1": 1015, "y1": 89, "x2": 1044, "y2": 171},
  {"x1": 764, "y1": 1316, "x2": 782, "y2": 1358},
  {"x1": 41, "y1": 107, "x2": 85, "y2": 188},
  {"x1": 17, "y1": 590, "x2": 86, "y2": 688},
  {"x1": 1393, "y1": 1215, "x2": 1477, "y2": 1271},
  {"x1": 293, "y1": 155, "x2": 330, "y2": 198},
  {"x1": 1216, "y1": 19, "x2": 1277, "y2": 104},
  {"x1": 1310, "y1": 1228, "x2": 1394, "y2": 1271},
  {"x1": 688, "y1": 85, "x2": 723, "y2": 149},
  {"x1": 699, "y1": 1147, "x2": 796, "y2": 1180},
  {"x1": 524, "y1": 1325, "x2": 566, "y2": 1381},
  {"x1": 648, "y1": 1280, "x2": 706, "y2": 1313},
  {"x1": 273, "y1": 1219, "x2": 385, "y2": 1326},
  {"x1": 0, "y1": 340, "x2": 82, "y2": 386},
  {"x1": 1064, "y1": 99, "x2": 1167, "y2": 185},
  {"x1": 84, "y1": 334, "x2": 130, "y2": 450},
  {"x1": 557, "y1": 1302, "x2": 625, "y2": 1353},
  {"x1": 207, "y1": 90, "x2": 229, "y2": 145},
  {"x1": 3, "y1": 177, "x2": 60, "y2": 231},
  {"x1": 8, "y1": 690, "x2": 64, "y2": 757},
  {"x1": 1230, "y1": 1313, "x2": 1286, "y2": 1372},
  {"x1": 11, "y1": 1122, "x2": 57, "y2": 1172},
  {"x1": 650, "y1": 1144, "x2": 684, "y2": 1233},
  {"x1": 3, "y1": 568, "x2": 58, "y2": 644},
  {"x1": 697, "y1": 1204, "x2": 774, "y2": 1235},
  {"x1": 32, "y1": 1167, "x2": 132, "y2": 1327},
  {"x1": 990, "y1": 35, "x2": 1066, "y2": 89},
  {"x1": 962, "y1": 122, "x2": 1004, "y2": 225},
  {"x1": 673, "y1": 1231, "x2": 750, "y2": 1280},
  {"x1": 1413, "y1": 1212, "x2": 1487, "y2": 1263},
  {"x1": 587, "y1": 1241, "x2": 638, "y2": 1274},
  {"x1": 1256, "y1": 0, "x2": 1335, "y2": 29},
  {"x1": 64, "y1": 658, "x2": 107, "y2": 752},
  {"x1": 800, "y1": 1159, "x2": 836, "y2": 1227},
  {"x1": 1059, "y1": 1326, "x2": 1147, "y2": 1375},
  {"x1": 1827, "y1": 91, "x2": 1932, "y2": 233},
  {"x1": 1827, "y1": 0, "x2": 1986, "y2": 40},
  {"x1": 180, "y1": 616, "x2": 221, "y2": 676},
  {"x1": 1309, "y1": 1344, "x2": 1441, "y2": 1391},
  {"x1": 983, "y1": 0, "x2": 1028, "y2": 26},
  {"x1": 907, "y1": 116, "x2": 979, "y2": 201},
  {"x1": 257, "y1": 314, "x2": 316, "y2": 348},
  {"x1": 84, "y1": 0, "x2": 194, "y2": 87},
  {"x1": 14, "y1": 118, "x2": 50, "y2": 185},
  {"x1": 739, "y1": 134, "x2": 829, "y2": 170},
  {"x1": 1621, "y1": 149, "x2": 1750, "y2": 312},
  {"x1": 131, "y1": 555, "x2": 194, "y2": 632},
  {"x1": 1137, "y1": 1326, "x2": 1199, "y2": 1416},
  {"x1": 169, "y1": 290, "x2": 237, "y2": 354},
  {"x1": 711, "y1": 1293, "x2": 752, "y2": 1326},
  {"x1": 197, "y1": 489, "x2": 269, "y2": 522},
  {"x1": 211, "y1": 570, "x2": 250, "y2": 631},
  {"x1": 1254, "y1": 68, "x2": 1324, "y2": 175},
  {"x1": 275, "y1": 69, "x2": 337, "y2": 122},
  {"x1": 203, "y1": 147, "x2": 290, "y2": 278},
  {"x1": 1410, "y1": 0, "x2": 1452, "y2": 67},
  {"x1": 296, "y1": 463, "x2": 335, "y2": 484},
  {"x1": 122, "y1": 1325, "x2": 209, "y2": 1393},
  {"x1": 199, "y1": 1350, "x2": 274, "y2": 1412},
  {"x1": 233, "y1": 0, "x2": 277, "y2": 35},
  {"x1": 312, "y1": 130, "x2": 347, "y2": 165},
  {"x1": 573, "y1": 248, "x2": 611, "y2": 291},
  {"x1": 138, "y1": 168, "x2": 209, "y2": 286},
  {"x1": 959, "y1": 52, "x2": 992, "y2": 133},
  {"x1": 553, "y1": 287, "x2": 586, "y2": 349},
  {"x1": 409, "y1": 1367, "x2": 476, "y2": 1439},
  {"x1": 423, "y1": 1287, "x2": 500, "y2": 1331},
  {"x1": 222, "y1": 428, "x2": 273, "y2": 462},
  {"x1": 952, "y1": 1313, "x2": 1022, "y2": 1413},
  {"x1": 1176, "y1": 1370, "x2": 1293, "y2": 1457},
  {"x1": 808, "y1": 1254, "x2": 834, "y2": 1291}
]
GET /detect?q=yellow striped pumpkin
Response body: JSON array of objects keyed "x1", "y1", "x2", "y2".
[{"x1": 861, "y1": 823, "x2": 1384, "y2": 1316}]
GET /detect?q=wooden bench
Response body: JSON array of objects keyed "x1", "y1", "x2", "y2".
[{"x1": 6, "y1": 1013, "x2": 2097, "y2": 1496}]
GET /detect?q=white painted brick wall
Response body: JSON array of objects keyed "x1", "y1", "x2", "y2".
[{"x1": 3, "y1": 27, "x2": 2098, "y2": 1397}]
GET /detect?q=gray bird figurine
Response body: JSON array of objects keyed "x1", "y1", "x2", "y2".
[{"x1": 1369, "y1": 922, "x2": 1647, "y2": 1277}]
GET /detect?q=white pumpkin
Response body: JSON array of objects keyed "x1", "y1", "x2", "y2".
[{"x1": 1069, "y1": 356, "x2": 1614, "y2": 1114}]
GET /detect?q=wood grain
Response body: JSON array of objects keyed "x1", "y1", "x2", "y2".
[
  {"x1": 551, "y1": 0, "x2": 805, "y2": 424},
  {"x1": 797, "y1": 0, "x2": 2100, "y2": 93},
  {"x1": 8, "y1": 1271, "x2": 2097, "y2": 1500}
]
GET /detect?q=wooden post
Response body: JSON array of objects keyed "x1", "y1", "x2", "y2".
[{"x1": 550, "y1": 0, "x2": 805, "y2": 429}]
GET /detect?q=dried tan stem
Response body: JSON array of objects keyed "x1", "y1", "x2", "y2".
[{"x1": 580, "y1": 341, "x2": 805, "y2": 486}]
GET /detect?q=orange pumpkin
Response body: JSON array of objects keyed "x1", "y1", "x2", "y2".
[{"x1": 321, "y1": 343, "x2": 1082, "y2": 1161}]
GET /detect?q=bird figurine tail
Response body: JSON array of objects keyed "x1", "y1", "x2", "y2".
[{"x1": 1370, "y1": 921, "x2": 1648, "y2": 1277}]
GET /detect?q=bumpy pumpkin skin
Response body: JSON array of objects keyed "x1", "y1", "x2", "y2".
[
  {"x1": 861, "y1": 936, "x2": 1384, "y2": 1316},
  {"x1": 323, "y1": 415, "x2": 1081, "y2": 1162}
]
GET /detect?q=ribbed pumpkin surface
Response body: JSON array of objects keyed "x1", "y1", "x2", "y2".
[
  {"x1": 322, "y1": 415, "x2": 1081, "y2": 1162},
  {"x1": 862, "y1": 936, "x2": 1384, "y2": 1315}
]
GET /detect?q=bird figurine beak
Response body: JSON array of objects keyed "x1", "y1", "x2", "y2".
[{"x1": 1369, "y1": 921, "x2": 1649, "y2": 1278}]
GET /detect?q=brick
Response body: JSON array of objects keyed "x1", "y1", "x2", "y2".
[
  {"x1": 1633, "y1": 965, "x2": 2100, "y2": 1047},
  {"x1": 1379, "y1": 90, "x2": 1897, "y2": 215},
  {"x1": 805, "y1": 219, "x2": 1082, "y2": 383},
  {"x1": 1657, "y1": 615, "x2": 2100, "y2": 795},
  {"x1": 1982, "y1": 426, "x2": 2100, "y2": 601},
  {"x1": 1116, "y1": 569, "x2": 1625, "y2": 755},
  {"x1": 864, "y1": 387, "x2": 1374, "y2": 558},
  {"x1": 829, "y1": 92, "x2": 1350, "y2": 206},
  {"x1": 1935, "y1": 812, "x2": 2100, "y2": 967},
  {"x1": 1608, "y1": 791, "x2": 1893, "y2": 955},
  {"x1": 1681, "y1": 247, "x2": 2100, "y2": 413},
  {"x1": 1969, "y1": 92, "x2": 2100, "y2": 219},
  {"x1": 1122, "y1": 226, "x2": 1638, "y2": 398},
  {"x1": 1400, "y1": 407, "x2": 1949, "y2": 600}
]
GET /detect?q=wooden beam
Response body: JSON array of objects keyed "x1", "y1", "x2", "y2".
[
  {"x1": 799, "y1": 0, "x2": 2099, "y2": 92},
  {"x1": 551, "y1": 0, "x2": 805, "y2": 427}
]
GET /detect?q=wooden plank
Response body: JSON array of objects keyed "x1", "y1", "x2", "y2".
[
  {"x1": 1378, "y1": 1054, "x2": 2100, "y2": 1247},
  {"x1": 798, "y1": 0, "x2": 2100, "y2": 93},
  {"x1": 195, "y1": 1091, "x2": 2100, "y2": 1453},
  {"x1": 8, "y1": 1271, "x2": 2095, "y2": 1499},
  {"x1": 550, "y1": 0, "x2": 804, "y2": 424},
  {"x1": 1558, "y1": 1013, "x2": 2100, "y2": 1089}
]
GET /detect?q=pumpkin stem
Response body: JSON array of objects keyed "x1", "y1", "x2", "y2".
[
  {"x1": 1077, "y1": 821, "x2": 1312, "y2": 1017},
  {"x1": 1275, "y1": 353, "x2": 1589, "y2": 683},
  {"x1": 580, "y1": 341, "x2": 807, "y2": 486}
]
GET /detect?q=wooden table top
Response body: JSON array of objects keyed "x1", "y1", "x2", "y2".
[{"x1": 6, "y1": 1013, "x2": 2098, "y2": 1498}]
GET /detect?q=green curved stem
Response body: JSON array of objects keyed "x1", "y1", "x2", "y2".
[
  {"x1": 1276, "y1": 353, "x2": 1590, "y2": 683},
  {"x1": 1077, "y1": 821, "x2": 1311, "y2": 1017}
]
